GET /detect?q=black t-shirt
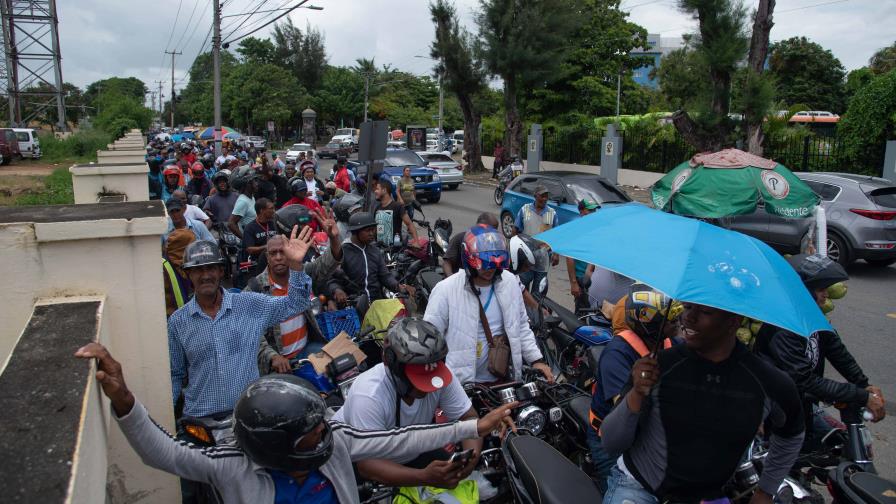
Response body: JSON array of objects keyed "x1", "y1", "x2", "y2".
[
  {"x1": 443, "y1": 231, "x2": 466, "y2": 270},
  {"x1": 242, "y1": 219, "x2": 277, "y2": 259},
  {"x1": 271, "y1": 174, "x2": 290, "y2": 208},
  {"x1": 374, "y1": 200, "x2": 406, "y2": 246},
  {"x1": 256, "y1": 178, "x2": 277, "y2": 204}
]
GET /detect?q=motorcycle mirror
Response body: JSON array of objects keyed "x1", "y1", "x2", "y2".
[{"x1": 538, "y1": 277, "x2": 549, "y2": 297}]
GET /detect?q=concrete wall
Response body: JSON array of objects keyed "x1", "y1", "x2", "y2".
[
  {"x1": 0, "y1": 204, "x2": 178, "y2": 503},
  {"x1": 96, "y1": 150, "x2": 146, "y2": 165},
  {"x1": 480, "y1": 155, "x2": 664, "y2": 188},
  {"x1": 69, "y1": 163, "x2": 150, "y2": 203}
]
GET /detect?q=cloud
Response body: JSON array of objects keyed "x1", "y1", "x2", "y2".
[{"x1": 54, "y1": 0, "x2": 894, "y2": 98}]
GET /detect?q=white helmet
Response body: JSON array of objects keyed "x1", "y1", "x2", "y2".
[{"x1": 509, "y1": 234, "x2": 536, "y2": 274}]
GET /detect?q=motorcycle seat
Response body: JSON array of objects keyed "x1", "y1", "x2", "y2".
[
  {"x1": 850, "y1": 472, "x2": 896, "y2": 504},
  {"x1": 542, "y1": 297, "x2": 583, "y2": 333},
  {"x1": 420, "y1": 270, "x2": 444, "y2": 292},
  {"x1": 567, "y1": 395, "x2": 594, "y2": 433},
  {"x1": 506, "y1": 434, "x2": 602, "y2": 504}
]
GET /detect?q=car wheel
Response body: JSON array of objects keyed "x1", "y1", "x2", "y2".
[
  {"x1": 494, "y1": 186, "x2": 504, "y2": 205},
  {"x1": 500, "y1": 211, "x2": 515, "y2": 239},
  {"x1": 427, "y1": 193, "x2": 441, "y2": 204},
  {"x1": 448, "y1": 184, "x2": 459, "y2": 190},
  {"x1": 826, "y1": 232, "x2": 851, "y2": 266},
  {"x1": 866, "y1": 258, "x2": 896, "y2": 267}
]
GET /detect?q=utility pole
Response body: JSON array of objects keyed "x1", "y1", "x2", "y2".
[
  {"x1": 154, "y1": 80, "x2": 164, "y2": 117},
  {"x1": 363, "y1": 72, "x2": 370, "y2": 122},
  {"x1": 212, "y1": 0, "x2": 222, "y2": 157},
  {"x1": 437, "y1": 71, "x2": 444, "y2": 134},
  {"x1": 165, "y1": 49, "x2": 182, "y2": 129},
  {"x1": 149, "y1": 91, "x2": 156, "y2": 116}
]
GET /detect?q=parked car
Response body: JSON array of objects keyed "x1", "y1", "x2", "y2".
[
  {"x1": 416, "y1": 151, "x2": 462, "y2": 190},
  {"x1": 386, "y1": 140, "x2": 407, "y2": 149},
  {"x1": 317, "y1": 141, "x2": 351, "y2": 159},
  {"x1": 498, "y1": 171, "x2": 632, "y2": 238},
  {"x1": 284, "y1": 143, "x2": 315, "y2": 163},
  {"x1": 245, "y1": 136, "x2": 266, "y2": 149},
  {"x1": 727, "y1": 172, "x2": 896, "y2": 267},
  {"x1": 348, "y1": 148, "x2": 443, "y2": 203},
  {"x1": 13, "y1": 128, "x2": 40, "y2": 159},
  {"x1": 425, "y1": 139, "x2": 440, "y2": 151},
  {"x1": 0, "y1": 128, "x2": 22, "y2": 164},
  {"x1": 331, "y1": 128, "x2": 359, "y2": 150}
]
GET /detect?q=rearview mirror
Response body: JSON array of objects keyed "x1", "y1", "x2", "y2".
[{"x1": 538, "y1": 277, "x2": 549, "y2": 297}]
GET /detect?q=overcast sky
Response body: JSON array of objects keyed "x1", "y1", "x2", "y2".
[{"x1": 57, "y1": 0, "x2": 895, "y2": 101}]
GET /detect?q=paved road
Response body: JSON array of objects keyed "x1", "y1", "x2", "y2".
[{"x1": 310, "y1": 155, "x2": 896, "y2": 475}]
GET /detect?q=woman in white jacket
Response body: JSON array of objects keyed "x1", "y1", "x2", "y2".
[{"x1": 423, "y1": 225, "x2": 554, "y2": 385}]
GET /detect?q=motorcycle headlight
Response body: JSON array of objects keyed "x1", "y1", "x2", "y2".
[
  {"x1": 435, "y1": 233, "x2": 448, "y2": 250},
  {"x1": 516, "y1": 405, "x2": 547, "y2": 436}
]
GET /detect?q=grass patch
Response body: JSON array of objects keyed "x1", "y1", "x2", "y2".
[
  {"x1": 38, "y1": 129, "x2": 112, "y2": 164},
  {"x1": 5, "y1": 167, "x2": 74, "y2": 206}
]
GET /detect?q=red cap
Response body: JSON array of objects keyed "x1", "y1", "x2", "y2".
[{"x1": 404, "y1": 362, "x2": 453, "y2": 393}]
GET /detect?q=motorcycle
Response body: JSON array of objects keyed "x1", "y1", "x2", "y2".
[
  {"x1": 465, "y1": 369, "x2": 603, "y2": 502},
  {"x1": 215, "y1": 222, "x2": 241, "y2": 280},
  {"x1": 494, "y1": 164, "x2": 515, "y2": 206},
  {"x1": 405, "y1": 202, "x2": 453, "y2": 312}
]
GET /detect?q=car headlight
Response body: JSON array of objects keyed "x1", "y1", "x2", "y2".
[
  {"x1": 516, "y1": 405, "x2": 548, "y2": 435},
  {"x1": 432, "y1": 174, "x2": 440, "y2": 182}
]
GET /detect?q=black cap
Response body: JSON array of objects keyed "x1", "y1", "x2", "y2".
[
  {"x1": 165, "y1": 197, "x2": 185, "y2": 212},
  {"x1": 348, "y1": 212, "x2": 377, "y2": 232}
]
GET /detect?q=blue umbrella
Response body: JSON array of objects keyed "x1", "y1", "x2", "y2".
[{"x1": 535, "y1": 203, "x2": 830, "y2": 337}]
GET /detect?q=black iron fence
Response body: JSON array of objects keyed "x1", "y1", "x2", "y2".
[{"x1": 481, "y1": 126, "x2": 884, "y2": 176}]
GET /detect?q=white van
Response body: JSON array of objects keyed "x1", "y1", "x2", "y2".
[
  {"x1": 13, "y1": 128, "x2": 40, "y2": 159},
  {"x1": 453, "y1": 130, "x2": 464, "y2": 149}
]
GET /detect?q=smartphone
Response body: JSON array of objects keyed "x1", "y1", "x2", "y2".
[{"x1": 449, "y1": 448, "x2": 474, "y2": 465}]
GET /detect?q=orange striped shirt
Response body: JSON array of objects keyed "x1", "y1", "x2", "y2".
[{"x1": 270, "y1": 275, "x2": 308, "y2": 358}]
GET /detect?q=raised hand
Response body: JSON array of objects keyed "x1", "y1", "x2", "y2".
[
  {"x1": 74, "y1": 343, "x2": 135, "y2": 417},
  {"x1": 284, "y1": 224, "x2": 314, "y2": 269}
]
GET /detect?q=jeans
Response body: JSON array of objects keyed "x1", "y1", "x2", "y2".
[
  {"x1": 586, "y1": 427, "x2": 616, "y2": 494},
  {"x1": 604, "y1": 465, "x2": 658, "y2": 504}
]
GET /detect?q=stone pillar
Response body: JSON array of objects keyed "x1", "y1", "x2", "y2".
[
  {"x1": 526, "y1": 124, "x2": 543, "y2": 173},
  {"x1": 302, "y1": 108, "x2": 317, "y2": 146}
]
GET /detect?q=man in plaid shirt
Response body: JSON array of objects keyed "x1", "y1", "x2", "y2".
[{"x1": 168, "y1": 225, "x2": 316, "y2": 419}]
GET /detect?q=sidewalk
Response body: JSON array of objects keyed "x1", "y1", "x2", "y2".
[{"x1": 462, "y1": 169, "x2": 652, "y2": 205}]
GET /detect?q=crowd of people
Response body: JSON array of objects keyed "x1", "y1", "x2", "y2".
[{"x1": 74, "y1": 133, "x2": 887, "y2": 504}]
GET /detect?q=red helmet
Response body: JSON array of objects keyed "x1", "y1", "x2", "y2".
[{"x1": 462, "y1": 225, "x2": 508, "y2": 273}]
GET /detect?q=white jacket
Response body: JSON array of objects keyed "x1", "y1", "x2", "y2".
[{"x1": 424, "y1": 270, "x2": 543, "y2": 384}]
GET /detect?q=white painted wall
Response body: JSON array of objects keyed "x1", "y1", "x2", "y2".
[
  {"x1": 96, "y1": 150, "x2": 146, "y2": 165},
  {"x1": 69, "y1": 163, "x2": 150, "y2": 203},
  {"x1": 0, "y1": 210, "x2": 178, "y2": 503}
]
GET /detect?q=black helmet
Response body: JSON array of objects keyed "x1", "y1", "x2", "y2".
[
  {"x1": 332, "y1": 193, "x2": 364, "y2": 222},
  {"x1": 182, "y1": 240, "x2": 225, "y2": 270},
  {"x1": 624, "y1": 282, "x2": 671, "y2": 342},
  {"x1": 233, "y1": 375, "x2": 333, "y2": 472},
  {"x1": 786, "y1": 254, "x2": 848, "y2": 291},
  {"x1": 382, "y1": 317, "x2": 452, "y2": 395},
  {"x1": 231, "y1": 174, "x2": 255, "y2": 192},
  {"x1": 348, "y1": 212, "x2": 376, "y2": 232},
  {"x1": 211, "y1": 169, "x2": 231, "y2": 185},
  {"x1": 274, "y1": 204, "x2": 312, "y2": 234}
]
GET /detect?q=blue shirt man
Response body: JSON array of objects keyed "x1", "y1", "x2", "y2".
[
  {"x1": 168, "y1": 237, "x2": 314, "y2": 418},
  {"x1": 163, "y1": 198, "x2": 214, "y2": 246}
]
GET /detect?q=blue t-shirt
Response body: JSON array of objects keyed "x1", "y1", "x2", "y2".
[
  {"x1": 232, "y1": 194, "x2": 256, "y2": 232},
  {"x1": 269, "y1": 469, "x2": 338, "y2": 504}
]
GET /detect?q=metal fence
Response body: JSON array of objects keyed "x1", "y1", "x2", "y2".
[
  {"x1": 620, "y1": 131, "x2": 696, "y2": 173},
  {"x1": 764, "y1": 135, "x2": 882, "y2": 176}
]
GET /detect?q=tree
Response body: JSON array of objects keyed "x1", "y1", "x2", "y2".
[
  {"x1": 431, "y1": 0, "x2": 489, "y2": 171},
  {"x1": 271, "y1": 19, "x2": 328, "y2": 92},
  {"x1": 19, "y1": 82, "x2": 84, "y2": 131},
  {"x1": 768, "y1": 36, "x2": 846, "y2": 113},
  {"x1": 654, "y1": 44, "x2": 709, "y2": 111},
  {"x1": 94, "y1": 93, "x2": 153, "y2": 137},
  {"x1": 476, "y1": 0, "x2": 582, "y2": 156},
  {"x1": 84, "y1": 77, "x2": 147, "y2": 110},
  {"x1": 177, "y1": 50, "x2": 239, "y2": 125},
  {"x1": 838, "y1": 70, "x2": 896, "y2": 173},
  {"x1": 222, "y1": 63, "x2": 307, "y2": 134},
  {"x1": 313, "y1": 66, "x2": 365, "y2": 128},
  {"x1": 526, "y1": 0, "x2": 648, "y2": 122},
  {"x1": 668, "y1": 0, "x2": 749, "y2": 152},
  {"x1": 844, "y1": 67, "x2": 874, "y2": 106},
  {"x1": 743, "y1": 0, "x2": 775, "y2": 155},
  {"x1": 236, "y1": 37, "x2": 276, "y2": 65},
  {"x1": 869, "y1": 41, "x2": 896, "y2": 75}
]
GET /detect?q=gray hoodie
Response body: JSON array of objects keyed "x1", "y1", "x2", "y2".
[{"x1": 117, "y1": 400, "x2": 479, "y2": 504}]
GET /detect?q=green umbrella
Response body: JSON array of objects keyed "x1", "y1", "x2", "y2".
[{"x1": 651, "y1": 149, "x2": 820, "y2": 219}]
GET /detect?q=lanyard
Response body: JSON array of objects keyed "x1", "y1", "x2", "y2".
[{"x1": 483, "y1": 285, "x2": 495, "y2": 312}]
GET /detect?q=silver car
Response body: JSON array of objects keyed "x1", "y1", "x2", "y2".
[
  {"x1": 417, "y1": 151, "x2": 463, "y2": 190},
  {"x1": 728, "y1": 172, "x2": 896, "y2": 267}
]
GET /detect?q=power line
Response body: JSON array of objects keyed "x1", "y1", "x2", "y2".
[
  {"x1": 777, "y1": 0, "x2": 849, "y2": 14},
  {"x1": 624, "y1": 0, "x2": 666, "y2": 10},
  {"x1": 172, "y1": 0, "x2": 205, "y2": 52},
  {"x1": 157, "y1": 0, "x2": 186, "y2": 82},
  {"x1": 221, "y1": 0, "x2": 271, "y2": 38},
  {"x1": 223, "y1": 0, "x2": 313, "y2": 45}
]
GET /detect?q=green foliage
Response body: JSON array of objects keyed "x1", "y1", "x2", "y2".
[
  {"x1": 869, "y1": 41, "x2": 896, "y2": 75},
  {"x1": 768, "y1": 36, "x2": 846, "y2": 113},
  {"x1": 94, "y1": 93, "x2": 153, "y2": 138},
  {"x1": 236, "y1": 37, "x2": 277, "y2": 65},
  {"x1": 844, "y1": 68, "x2": 874, "y2": 106},
  {"x1": 654, "y1": 46, "x2": 708, "y2": 111},
  {"x1": 222, "y1": 63, "x2": 308, "y2": 134},
  {"x1": 84, "y1": 77, "x2": 148, "y2": 110},
  {"x1": 18, "y1": 82, "x2": 84, "y2": 130},
  {"x1": 271, "y1": 19, "x2": 328, "y2": 92},
  {"x1": 312, "y1": 66, "x2": 365, "y2": 127},
  {"x1": 14, "y1": 167, "x2": 74, "y2": 206},
  {"x1": 37, "y1": 129, "x2": 112, "y2": 163},
  {"x1": 838, "y1": 70, "x2": 896, "y2": 170},
  {"x1": 177, "y1": 51, "x2": 239, "y2": 125}
]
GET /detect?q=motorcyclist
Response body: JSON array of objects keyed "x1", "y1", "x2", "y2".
[
  {"x1": 186, "y1": 162, "x2": 212, "y2": 200},
  {"x1": 75, "y1": 343, "x2": 516, "y2": 504},
  {"x1": 333, "y1": 318, "x2": 482, "y2": 489},
  {"x1": 203, "y1": 170, "x2": 238, "y2": 227},
  {"x1": 754, "y1": 253, "x2": 886, "y2": 451},
  {"x1": 281, "y1": 178, "x2": 323, "y2": 231},
  {"x1": 161, "y1": 165, "x2": 185, "y2": 201},
  {"x1": 588, "y1": 283, "x2": 677, "y2": 492},
  {"x1": 327, "y1": 212, "x2": 413, "y2": 317},
  {"x1": 423, "y1": 225, "x2": 553, "y2": 385},
  {"x1": 332, "y1": 193, "x2": 364, "y2": 242}
]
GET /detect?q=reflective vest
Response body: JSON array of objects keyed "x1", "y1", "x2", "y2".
[
  {"x1": 163, "y1": 259, "x2": 189, "y2": 310},
  {"x1": 589, "y1": 330, "x2": 671, "y2": 432},
  {"x1": 520, "y1": 203, "x2": 556, "y2": 237}
]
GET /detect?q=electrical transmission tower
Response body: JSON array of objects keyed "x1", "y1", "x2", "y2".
[{"x1": 0, "y1": 0, "x2": 66, "y2": 130}]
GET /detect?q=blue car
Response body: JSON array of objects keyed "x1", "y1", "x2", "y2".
[
  {"x1": 498, "y1": 171, "x2": 632, "y2": 238},
  {"x1": 349, "y1": 148, "x2": 443, "y2": 203}
]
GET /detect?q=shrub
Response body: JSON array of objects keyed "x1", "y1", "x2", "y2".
[
  {"x1": 38, "y1": 129, "x2": 112, "y2": 163},
  {"x1": 15, "y1": 167, "x2": 73, "y2": 205}
]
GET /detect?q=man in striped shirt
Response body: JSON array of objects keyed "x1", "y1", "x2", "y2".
[{"x1": 247, "y1": 210, "x2": 343, "y2": 374}]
